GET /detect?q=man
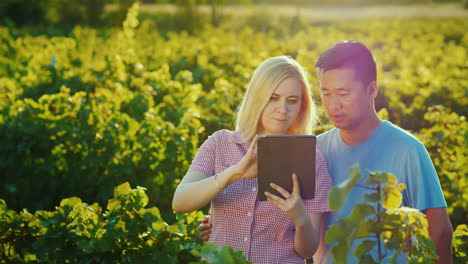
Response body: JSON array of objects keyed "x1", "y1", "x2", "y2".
[
  {"x1": 313, "y1": 40, "x2": 452, "y2": 263},
  {"x1": 198, "y1": 41, "x2": 453, "y2": 263}
]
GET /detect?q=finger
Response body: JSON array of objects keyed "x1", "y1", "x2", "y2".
[
  {"x1": 198, "y1": 219, "x2": 211, "y2": 230},
  {"x1": 200, "y1": 228, "x2": 211, "y2": 237},
  {"x1": 201, "y1": 216, "x2": 209, "y2": 223},
  {"x1": 292, "y1": 173, "x2": 301, "y2": 197},
  {"x1": 247, "y1": 135, "x2": 259, "y2": 157},
  {"x1": 252, "y1": 135, "x2": 259, "y2": 155},
  {"x1": 269, "y1": 182, "x2": 291, "y2": 199},
  {"x1": 265, "y1": 191, "x2": 286, "y2": 206},
  {"x1": 266, "y1": 196, "x2": 287, "y2": 212},
  {"x1": 198, "y1": 222, "x2": 211, "y2": 231},
  {"x1": 201, "y1": 234, "x2": 210, "y2": 243}
]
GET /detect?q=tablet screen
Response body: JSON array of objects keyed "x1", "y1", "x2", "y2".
[{"x1": 257, "y1": 135, "x2": 316, "y2": 201}]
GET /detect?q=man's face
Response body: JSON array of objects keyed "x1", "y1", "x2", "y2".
[{"x1": 319, "y1": 68, "x2": 376, "y2": 131}]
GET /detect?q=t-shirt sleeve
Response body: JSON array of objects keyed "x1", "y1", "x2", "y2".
[
  {"x1": 403, "y1": 142, "x2": 447, "y2": 210},
  {"x1": 305, "y1": 149, "x2": 334, "y2": 213},
  {"x1": 187, "y1": 132, "x2": 218, "y2": 176}
]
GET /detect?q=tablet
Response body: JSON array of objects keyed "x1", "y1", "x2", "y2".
[{"x1": 257, "y1": 135, "x2": 316, "y2": 201}]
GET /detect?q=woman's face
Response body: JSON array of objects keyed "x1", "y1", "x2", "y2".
[{"x1": 258, "y1": 78, "x2": 303, "y2": 135}]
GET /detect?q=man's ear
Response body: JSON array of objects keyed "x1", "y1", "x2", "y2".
[{"x1": 368, "y1": 81, "x2": 378, "y2": 99}]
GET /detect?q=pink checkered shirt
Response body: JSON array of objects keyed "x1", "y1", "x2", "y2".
[{"x1": 189, "y1": 129, "x2": 333, "y2": 264}]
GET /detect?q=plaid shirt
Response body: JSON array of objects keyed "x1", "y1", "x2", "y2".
[{"x1": 189, "y1": 129, "x2": 333, "y2": 264}]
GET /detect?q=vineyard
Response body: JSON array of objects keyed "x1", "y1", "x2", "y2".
[{"x1": 0, "y1": 2, "x2": 467, "y2": 263}]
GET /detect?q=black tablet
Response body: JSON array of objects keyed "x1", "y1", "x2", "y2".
[{"x1": 257, "y1": 135, "x2": 316, "y2": 201}]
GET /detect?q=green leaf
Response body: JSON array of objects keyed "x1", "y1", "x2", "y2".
[
  {"x1": 366, "y1": 172, "x2": 397, "y2": 185},
  {"x1": 59, "y1": 197, "x2": 82, "y2": 208},
  {"x1": 360, "y1": 254, "x2": 378, "y2": 264},
  {"x1": 349, "y1": 204, "x2": 375, "y2": 222},
  {"x1": 329, "y1": 165, "x2": 362, "y2": 210},
  {"x1": 218, "y1": 246, "x2": 236, "y2": 263},
  {"x1": 325, "y1": 224, "x2": 347, "y2": 244},
  {"x1": 364, "y1": 193, "x2": 380, "y2": 203},
  {"x1": 382, "y1": 185, "x2": 402, "y2": 209},
  {"x1": 330, "y1": 242, "x2": 350, "y2": 264},
  {"x1": 114, "y1": 182, "x2": 131, "y2": 197},
  {"x1": 136, "y1": 186, "x2": 149, "y2": 208},
  {"x1": 354, "y1": 240, "x2": 376, "y2": 258},
  {"x1": 107, "y1": 198, "x2": 121, "y2": 211}
]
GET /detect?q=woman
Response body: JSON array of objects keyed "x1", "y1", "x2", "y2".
[{"x1": 172, "y1": 56, "x2": 333, "y2": 263}]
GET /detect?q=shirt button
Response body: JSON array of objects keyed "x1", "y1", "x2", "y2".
[
  {"x1": 247, "y1": 212, "x2": 252, "y2": 216},
  {"x1": 252, "y1": 187, "x2": 256, "y2": 191},
  {"x1": 244, "y1": 236, "x2": 248, "y2": 241}
]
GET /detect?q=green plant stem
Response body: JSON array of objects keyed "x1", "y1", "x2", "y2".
[{"x1": 376, "y1": 183, "x2": 383, "y2": 262}]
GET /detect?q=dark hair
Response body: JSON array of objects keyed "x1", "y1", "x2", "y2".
[{"x1": 315, "y1": 40, "x2": 376, "y2": 86}]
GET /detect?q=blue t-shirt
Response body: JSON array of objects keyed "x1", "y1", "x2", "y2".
[{"x1": 317, "y1": 120, "x2": 446, "y2": 263}]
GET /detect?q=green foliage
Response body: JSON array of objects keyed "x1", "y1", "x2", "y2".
[
  {"x1": 0, "y1": 4, "x2": 203, "y2": 222},
  {"x1": 329, "y1": 166, "x2": 362, "y2": 210},
  {"x1": 0, "y1": 182, "x2": 251, "y2": 262},
  {"x1": 0, "y1": 0, "x2": 136, "y2": 27},
  {"x1": 453, "y1": 224, "x2": 468, "y2": 263},
  {"x1": 0, "y1": 182, "x2": 206, "y2": 263},
  {"x1": 419, "y1": 105, "x2": 467, "y2": 227},
  {"x1": 0, "y1": 4, "x2": 466, "y2": 262},
  {"x1": 326, "y1": 167, "x2": 437, "y2": 263},
  {"x1": 191, "y1": 243, "x2": 252, "y2": 264}
]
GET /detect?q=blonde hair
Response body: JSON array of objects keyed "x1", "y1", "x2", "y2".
[{"x1": 235, "y1": 56, "x2": 318, "y2": 140}]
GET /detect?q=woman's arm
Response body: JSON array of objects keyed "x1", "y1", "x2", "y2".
[
  {"x1": 172, "y1": 166, "x2": 238, "y2": 213},
  {"x1": 172, "y1": 136, "x2": 258, "y2": 213},
  {"x1": 265, "y1": 174, "x2": 321, "y2": 259},
  {"x1": 313, "y1": 213, "x2": 329, "y2": 264},
  {"x1": 293, "y1": 212, "x2": 322, "y2": 258}
]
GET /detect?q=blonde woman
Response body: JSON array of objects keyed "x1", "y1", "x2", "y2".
[{"x1": 172, "y1": 56, "x2": 333, "y2": 263}]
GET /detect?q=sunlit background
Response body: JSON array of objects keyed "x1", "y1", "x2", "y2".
[{"x1": 0, "y1": 0, "x2": 467, "y2": 263}]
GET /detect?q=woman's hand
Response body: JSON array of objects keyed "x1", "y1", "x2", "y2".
[
  {"x1": 229, "y1": 136, "x2": 259, "y2": 183},
  {"x1": 265, "y1": 173, "x2": 309, "y2": 226}
]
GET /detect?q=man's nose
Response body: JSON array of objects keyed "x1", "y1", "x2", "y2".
[{"x1": 329, "y1": 95, "x2": 342, "y2": 110}]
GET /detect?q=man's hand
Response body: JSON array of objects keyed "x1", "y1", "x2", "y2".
[{"x1": 198, "y1": 215, "x2": 212, "y2": 243}]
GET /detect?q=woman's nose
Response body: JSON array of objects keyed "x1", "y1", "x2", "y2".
[{"x1": 277, "y1": 100, "x2": 288, "y2": 113}]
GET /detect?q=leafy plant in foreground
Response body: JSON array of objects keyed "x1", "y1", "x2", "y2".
[
  {"x1": 0, "y1": 182, "x2": 206, "y2": 263},
  {"x1": 191, "y1": 243, "x2": 252, "y2": 264},
  {"x1": 452, "y1": 224, "x2": 468, "y2": 263},
  {"x1": 326, "y1": 166, "x2": 437, "y2": 264}
]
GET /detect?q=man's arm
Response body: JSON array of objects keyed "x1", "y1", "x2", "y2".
[{"x1": 424, "y1": 207, "x2": 453, "y2": 264}]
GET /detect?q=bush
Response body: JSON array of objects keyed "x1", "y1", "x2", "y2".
[
  {"x1": 327, "y1": 166, "x2": 437, "y2": 263},
  {"x1": 0, "y1": 6, "x2": 466, "y2": 261},
  {"x1": 419, "y1": 106, "x2": 467, "y2": 227},
  {"x1": 0, "y1": 182, "x2": 254, "y2": 263},
  {"x1": 0, "y1": 182, "x2": 206, "y2": 263},
  {"x1": 453, "y1": 224, "x2": 468, "y2": 263}
]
